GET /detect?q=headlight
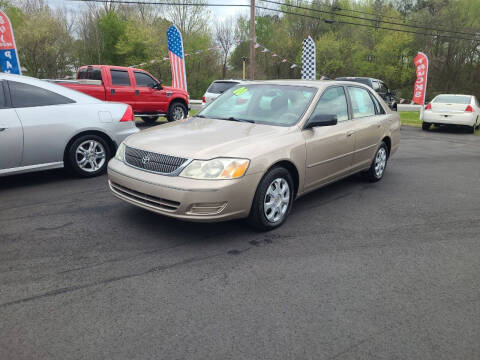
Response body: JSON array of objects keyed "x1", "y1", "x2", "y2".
[
  {"x1": 115, "y1": 142, "x2": 126, "y2": 162},
  {"x1": 180, "y1": 158, "x2": 250, "y2": 179}
]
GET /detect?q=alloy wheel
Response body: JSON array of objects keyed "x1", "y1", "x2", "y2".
[{"x1": 75, "y1": 140, "x2": 106, "y2": 173}]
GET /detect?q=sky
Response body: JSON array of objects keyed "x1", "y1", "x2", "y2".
[{"x1": 46, "y1": 0, "x2": 251, "y2": 21}]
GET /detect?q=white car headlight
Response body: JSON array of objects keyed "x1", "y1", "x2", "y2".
[
  {"x1": 180, "y1": 158, "x2": 250, "y2": 179},
  {"x1": 115, "y1": 142, "x2": 126, "y2": 162}
]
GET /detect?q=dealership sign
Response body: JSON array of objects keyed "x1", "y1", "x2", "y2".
[
  {"x1": 412, "y1": 52, "x2": 428, "y2": 105},
  {"x1": 0, "y1": 10, "x2": 21, "y2": 75}
]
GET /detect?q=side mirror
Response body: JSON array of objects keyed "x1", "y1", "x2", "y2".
[
  {"x1": 153, "y1": 81, "x2": 163, "y2": 90},
  {"x1": 305, "y1": 114, "x2": 338, "y2": 129}
]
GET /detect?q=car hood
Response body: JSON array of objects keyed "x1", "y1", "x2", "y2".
[{"x1": 125, "y1": 117, "x2": 291, "y2": 159}]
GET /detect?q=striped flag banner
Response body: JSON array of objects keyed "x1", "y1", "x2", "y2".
[{"x1": 167, "y1": 25, "x2": 187, "y2": 91}]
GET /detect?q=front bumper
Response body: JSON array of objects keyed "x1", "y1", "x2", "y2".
[
  {"x1": 423, "y1": 112, "x2": 477, "y2": 126},
  {"x1": 107, "y1": 158, "x2": 262, "y2": 222}
]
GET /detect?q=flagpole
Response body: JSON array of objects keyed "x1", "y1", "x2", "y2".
[{"x1": 249, "y1": 0, "x2": 255, "y2": 80}]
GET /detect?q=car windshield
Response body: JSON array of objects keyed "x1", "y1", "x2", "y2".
[
  {"x1": 433, "y1": 95, "x2": 471, "y2": 104},
  {"x1": 198, "y1": 84, "x2": 317, "y2": 126},
  {"x1": 207, "y1": 81, "x2": 239, "y2": 94}
]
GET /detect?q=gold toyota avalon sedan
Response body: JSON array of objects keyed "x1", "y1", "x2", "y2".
[{"x1": 108, "y1": 80, "x2": 400, "y2": 230}]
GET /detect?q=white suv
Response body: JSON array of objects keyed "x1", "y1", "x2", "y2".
[{"x1": 202, "y1": 80, "x2": 247, "y2": 107}]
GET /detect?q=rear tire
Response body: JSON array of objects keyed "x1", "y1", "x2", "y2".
[
  {"x1": 167, "y1": 102, "x2": 187, "y2": 122},
  {"x1": 66, "y1": 134, "x2": 111, "y2": 178},
  {"x1": 142, "y1": 116, "x2": 158, "y2": 125},
  {"x1": 248, "y1": 167, "x2": 294, "y2": 231},
  {"x1": 364, "y1": 142, "x2": 388, "y2": 183},
  {"x1": 422, "y1": 122, "x2": 431, "y2": 131}
]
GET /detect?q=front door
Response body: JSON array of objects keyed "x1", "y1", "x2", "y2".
[
  {"x1": 0, "y1": 81, "x2": 23, "y2": 170},
  {"x1": 133, "y1": 71, "x2": 167, "y2": 113},
  {"x1": 303, "y1": 86, "x2": 355, "y2": 191}
]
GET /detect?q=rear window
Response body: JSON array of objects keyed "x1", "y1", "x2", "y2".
[
  {"x1": 77, "y1": 67, "x2": 102, "y2": 81},
  {"x1": 110, "y1": 70, "x2": 131, "y2": 86},
  {"x1": 207, "y1": 81, "x2": 239, "y2": 94},
  {"x1": 433, "y1": 95, "x2": 471, "y2": 104}
]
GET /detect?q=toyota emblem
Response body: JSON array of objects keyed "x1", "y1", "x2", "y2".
[{"x1": 141, "y1": 155, "x2": 150, "y2": 165}]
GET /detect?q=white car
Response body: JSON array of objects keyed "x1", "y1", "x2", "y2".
[
  {"x1": 201, "y1": 80, "x2": 247, "y2": 107},
  {"x1": 421, "y1": 94, "x2": 480, "y2": 133},
  {"x1": 0, "y1": 73, "x2": 138, "y2": 177}
]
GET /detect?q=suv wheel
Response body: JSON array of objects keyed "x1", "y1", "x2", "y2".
[
  {"x1": 66, "y1": 135, "x2": 111, "y2": 177},
  {"x1": 248, "y1": 167, "x2": 294, "y2": 231},
  {"x1": 422, "y1": 122, "x2": 431, "y2": 131}
]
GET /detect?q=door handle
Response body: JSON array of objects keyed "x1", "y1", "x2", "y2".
[
  {"x1": 110, "y1": 89, "x2": 115, "y2": 95},
  {"x1": 135, "y1": 90, "x2": 140, "y2": 96},
  {"x1": 346, "y1": 130, "x2": 355, "y2": 137},
  {"x1": 0, "y1": 125, "x2": 7, "y2": 132}
]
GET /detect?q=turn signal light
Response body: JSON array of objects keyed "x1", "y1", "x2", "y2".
[
  {"x1": 202, "y1": 96, "x2": 206, "y2": 103},
  {"x1": 465, "y1": 105, "x2": 474, "y2": 112},
  {"x1": 425, "y1": 103, "x2": 432, "y2": 110},
  {"x1": 120, "y1": 106, "x2": 135, "y2": 122}
]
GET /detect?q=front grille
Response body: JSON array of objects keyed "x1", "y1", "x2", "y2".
[
  {"x1": 125, "y1": 146, "x2": 188, "y2": 175},
  {"x1": 110, "y1": 182, "x2": 180, "y2": 212}
]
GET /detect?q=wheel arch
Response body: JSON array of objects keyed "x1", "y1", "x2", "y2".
[
  {"x1": 381, "y1": 136, "x2": 391, "y2": 157},
  {"x1": 64, "y1": 130, "x2": 117, "y2": 163}
]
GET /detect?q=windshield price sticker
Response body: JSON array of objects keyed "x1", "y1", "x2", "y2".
[{"x1": 233, "y1": 87, "x2": 248, "y2": 96}]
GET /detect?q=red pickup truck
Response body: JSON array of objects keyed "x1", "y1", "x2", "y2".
[{"x1": 55, "y1": 65, "x2": 189, "y2": 124}]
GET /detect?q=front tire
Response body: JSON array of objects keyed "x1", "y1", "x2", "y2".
[
  {"x1": 248, "y1": 167, "x2": 294, "y2": 231},
  {"x1": 422, "y1": 122, "x2": 431, "y2": 131},
  {"x1": 364, "y1": 142, "x2": 388, "y2": 183},
  {"x1": 167, "y1": 102, "x2": 187, "y2": 122},
  {"x1": 66, "y1": 135, "x2": 111, "y2": 178}
]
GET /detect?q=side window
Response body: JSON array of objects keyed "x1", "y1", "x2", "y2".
[
  {"x1": 347, "y1": 87, "x2": 376, "y2": 118},
  {"x1": 0, "y1": 82, "x2": 5, "y2": 108},
  {"x1": 134, "y1": 72, "x2": 156, "y2": 88},
  {"x1": 110, "y1": 70, "x2": 131, "y2": 86},
  {"x1": 8, "y1": 81, "x2": 75, "y2": 108},
  {"x1": 310, "y1": 86, "x2": 349, "y2": 122},
  {"x1": 370, "y1": 94, "x2": 386, "y2": 115}
]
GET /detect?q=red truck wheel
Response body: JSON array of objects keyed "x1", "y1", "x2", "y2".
[{"x1": 167, "y1": 102, "x2": 187, "y2": 122}]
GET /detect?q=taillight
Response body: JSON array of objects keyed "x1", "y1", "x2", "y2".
[
  {"x1": 465, "y1": 105, "x2": 474, "y2": 112},
  {"x1": 120, "y1": 106, "x2": 135, "y2": 122},
  {"x1": 425, "y1": 103, "x2": 432, "y2": 110},
  {"x1": 202, "y1": 96, "x2": 206, "y2": 103}
]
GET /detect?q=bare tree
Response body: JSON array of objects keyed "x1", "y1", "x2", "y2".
[
  {"x1": 163, "y1": 0, "x2": 210, "y2": 35},
  {"x1": 215, "y1": 17, "x2": 239, "y2": 79}
]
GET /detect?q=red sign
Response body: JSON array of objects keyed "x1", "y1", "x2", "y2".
[
  {"x1": 412, "y1": 52, "x2": 428, "y2": 105},
  {"x1": 0, "y1": 10, "x2": 15, "y2": 49}
]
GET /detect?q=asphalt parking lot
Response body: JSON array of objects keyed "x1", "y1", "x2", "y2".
[{"x1": 1, "y1": 126, "x2": 479, "y2": 360}]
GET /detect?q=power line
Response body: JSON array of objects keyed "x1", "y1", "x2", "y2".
[
  {"x1": 261, "y1": 0, "x2": 480, "y2": 39},
  {"x1": 73, "y1": 0, "x2": 480, "y2": 42}
]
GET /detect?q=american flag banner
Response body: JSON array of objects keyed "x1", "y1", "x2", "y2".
[{"x1": 167, "y1": 25, "x2": 187, "y2": 91}]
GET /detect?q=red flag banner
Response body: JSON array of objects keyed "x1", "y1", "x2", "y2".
[
  {"x1": 0, "y1": 10, "x2": 22, "y2": 74},
  {"x1": 412, "y1": 52, "x2": 428, "y2": 105}
]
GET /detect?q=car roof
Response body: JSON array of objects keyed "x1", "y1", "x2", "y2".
[
  {"x1": 434, "y1": 94, "x2": 473, "y2": 97},
  {"x1": 236, "y1": 79, "x2": 374, "y2": 89},
  {"x1": 0, "y1": 73, "x2": 102, "y2": 103}
]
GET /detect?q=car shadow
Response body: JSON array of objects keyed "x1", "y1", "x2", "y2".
[
  {"x1": 428, "y1": 124, "x2": 477, "y2": 135},
  {"x1": 0, "y1": 168, "x2": 78, "y2": 191}
]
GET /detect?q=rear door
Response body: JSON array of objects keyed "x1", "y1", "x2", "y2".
[
  {"x1": 346, "y1": 86, "x2": 384, "y2": 170},
  {"x1": 0, "y1": 80, "x2": 23, "y2": 170},
  {"x1": 105, "y1": 68, "x2": 135, "y2": 108},
  {"x1": 303, "y1": 86, "x2": 356, "y2": 190},
  {"x1": 133, "y1": 71, "x2": 167, "y2": 113},
  {"x1": 8, "y1": 80, "x2": 76, "y2": 166}
]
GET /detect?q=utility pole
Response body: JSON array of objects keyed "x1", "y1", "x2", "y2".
[
  {"x1": 242, "y1": 56, "x2": 247, "y2": 80},
  {"x1": 249, "y1": 0, "x2": 255, "y2": 80}
]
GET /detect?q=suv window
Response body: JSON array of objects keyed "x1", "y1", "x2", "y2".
[
  {"x1": 0, "y1": 82, "x2": 5, "y2": 108},
  {"x1": 8, "y1": 81, "x2": 75, "y2": 108},
  {"x1": 207, "y1": 81, "x2": 239, "y2": 94},
  {"x1": 311, "y1": 86, "x2": 349, "y2": 122},
  {"x1": 134, "y1": 72, "x2": 156, "y2": 87},
  {"x1": 78, "y1": 67, "x2": 102, "y2": 81},
  {"x1": 110, "y1": 69, "x2": 131, "y2": 86},
  {"x1": 348, "y1": 87, "x2": 376, "y2": 118}
]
